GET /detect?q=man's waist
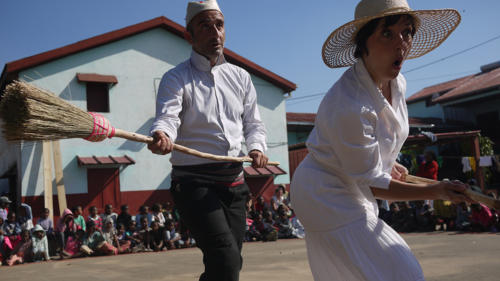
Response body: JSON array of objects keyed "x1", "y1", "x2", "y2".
[{"x1": 172, "y1": 162, "x2": 244, "y2": 186}]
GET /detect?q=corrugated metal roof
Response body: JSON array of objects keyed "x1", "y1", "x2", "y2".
[{"x1": 77, "y1": 155, "x2": 135, "y2": 167}]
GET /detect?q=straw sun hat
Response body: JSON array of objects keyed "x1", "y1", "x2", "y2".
[{"x1": 322, "y1": 0, "x2": 461, "y2": 68}]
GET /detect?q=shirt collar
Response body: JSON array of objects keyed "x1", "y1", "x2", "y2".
[{"x1": 190, "y1": 50, "x2": 226, "y2": 72}]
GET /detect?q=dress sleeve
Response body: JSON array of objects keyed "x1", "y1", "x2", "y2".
[
  {"x1": 321, "y1": 105, "x2": 392, "y2": 189},
  {"x1": 149, "y1": 72, "x2": 184, "y2": 142},
  {"x1": 241, "y1": 72, "x2": 267, "y2": 153}
]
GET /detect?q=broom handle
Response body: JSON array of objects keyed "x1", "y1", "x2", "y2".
[
  {"x1": 113, "y1": 128, "x2": 280, "y2": 166},
  {"x1": 405, "y1": 175, "x2": 498, "y2": 209}
]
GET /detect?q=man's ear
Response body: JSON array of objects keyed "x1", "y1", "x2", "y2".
[{"x1": 184, "y1": 31, "x2": 193, "y2": 45}]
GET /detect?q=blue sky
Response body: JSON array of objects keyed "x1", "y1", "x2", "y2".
[{"x1": 1, "y1": 0, "x2": 499, "y2": 113}]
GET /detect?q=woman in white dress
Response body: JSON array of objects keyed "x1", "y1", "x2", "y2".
[{"x1": 290, "y1": 1, "x2": 470, "y2": 280}]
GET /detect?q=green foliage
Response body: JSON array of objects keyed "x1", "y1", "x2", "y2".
[{"x1": 479, "y1": 135, "x2": 494, "y2": 156}]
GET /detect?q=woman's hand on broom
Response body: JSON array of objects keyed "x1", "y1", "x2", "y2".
[
  {"x1": 391, "y1": 162, "x2": 408, "y2": 181},
  {"x1": 148, "y1": 131, "x2": 174, "y2": 155},
  {"x1": 431, "y1": 180, "x2": 475, "y2": 204}
]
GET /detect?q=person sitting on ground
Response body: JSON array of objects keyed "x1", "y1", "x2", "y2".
[
  {"x1": 31, "y1": 224, "x2": 50, "y2": 262},
  {"x1": 72, "y1": 206, "x2": 86, "y2": 231},
  {"x1": 138, "y1": 216, "x2": 152, "y2": 251},
  {"x1": 150, "y1": 221, "x2": 164, "y2": 251},
  {"x1": 254, "y1": 196, "x2": 270, "y2": 214},
  {"x1": 162, "y1": 202, "x2": 175, "y2": 221},
  {"x1": 82, "y1": 220, "x2": 117, "y2": 256},
  {"x1": 87, "y1": 206, "x2": 103, "y2": 231},
  {"x1": 135, "y1": 205, "x2": 152, "y2": 229},
  {"x1": 414, "y1": 200, "x2": 435, "y2": 232},
  {"x1": 37, "y1": 208, "x2": 54, "y2": 235},
  {"x1": 101, "y1": 204, "x2": 118, "y2": 227},
  {"x1": 455, "y1": 202, "x2": 471, "y2": 231},
  {"x1": 164, "y1": 219, "x2": 181, "y2": 250},
  {"x1": 275, "y1": 206, "x2": 294, "y2": 239},
  {"x1": 18, "y1": 203, "x2": 33, "y2": 231},
  {"x1": 57, "y1": 208, "x2": 80, "y2": 250},
  {"x1": 125, "y1": 220, "x2": 140, "y2": 247},
  {"x1": 102, "y1": 218, "x2": 119, "y2": 250},
  {"x1": 252, "y1": 213, "x2": 278, "y2": 242},
  {"x1": 60, "y1": 229, "x2": 85, "y2": 259},
  {"x1": 151, "y1": 203, "x2": 166, "y2": 228},
  {"x1": 0, "y1": 216, "x2": 5, "y2": 260},
  {"x1": 117, "y1": 205, "x2": 132, "y2": 229},
  {"x1": 115, "y1": 223, "x2": 131, "y2": 253},
  {"x1": 2, "y1": 212, "x2": 22, "y2": 255},
  {"x1": 470, "y1": 203, "x2": 495, "y2": 232},
  {"x1": 271, "y1": 185, "x2": 289, "y2": 214},
  {"x1": 6, "y1": 229, "x2": 32, "y2": 266},
  {"x1": 179, "y1": 225, "x2": 196, "y2": 248}
]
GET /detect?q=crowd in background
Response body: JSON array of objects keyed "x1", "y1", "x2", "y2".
[{"x1": 0, "y1": 185, "x2": 304, "y2": 267}]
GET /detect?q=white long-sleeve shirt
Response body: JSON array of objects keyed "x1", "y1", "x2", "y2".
[
  {"x1": 150, "y1": 51, "x2": 267, "y2": 166},
  {"x1": 291, "y1": 59, "x2": 409, "y2": 231}
]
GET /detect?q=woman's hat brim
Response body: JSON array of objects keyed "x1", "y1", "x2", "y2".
[{"x1": 322, "y1": 9, "x2": 461, "y2": 68}]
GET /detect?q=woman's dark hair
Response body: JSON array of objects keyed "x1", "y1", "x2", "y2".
[
  {"x1": 354, "y1": 14, "x2": 417, "y2": 58},
  {"x1": 152, "y1": 203, "x2": 161, "y2": 212}
]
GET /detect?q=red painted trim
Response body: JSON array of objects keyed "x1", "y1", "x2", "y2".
[
  {"x1": 77, "y1": 73, "x2": 118, "y2": 84},
  {"x1": 2, "y1": 16, "x2": 296, "y2": 93}
]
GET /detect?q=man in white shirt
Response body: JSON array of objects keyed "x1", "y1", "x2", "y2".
[{"x1": 148, "y1": 1, "x2": 268, "y2": 280}]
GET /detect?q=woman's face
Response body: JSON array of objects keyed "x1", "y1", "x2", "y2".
[{"x1": 362, "y1": 16, "x2": 414, "y2": 85}]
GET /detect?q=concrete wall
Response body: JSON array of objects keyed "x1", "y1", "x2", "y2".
[
  {"x1": 17, "y1": 27, "x2": 290, "y2": 197},
  {"x1": 407, "y1": 100, "x2": 444, "y2": 120}
]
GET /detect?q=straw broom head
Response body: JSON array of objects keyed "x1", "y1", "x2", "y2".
[{"x1": 0, "y1": 81, "x2": 97, "y2": 141}]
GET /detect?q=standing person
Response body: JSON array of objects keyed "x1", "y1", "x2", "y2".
[
  {"x1": 290, "y1": 1, "x2": 470, "y2": 280},
  {"x1": 147, "y1": 1, "x2": 268, "y2": 280},
  {"x1": 87, "y1": 206, "x2": 103, "y2": 231},
  {"x1": 117, "y1": 205, "x2": 132, "y2": 229},
  {"x1": 72, "y1": 206, "x2": 86, "y2": 231},
  {"x1": 101, "y1": 204, "x2": 118, "y2": 227},
  {"x1": 416, "y1": 151, "x2": 439, "y2": 180}
]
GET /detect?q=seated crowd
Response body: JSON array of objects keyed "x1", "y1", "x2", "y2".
[
  {"x1": 0, "y1": 186, "x2": 305, "y2": 266},
  {"x1": 378, "y1": 197, "x2": 500, "y2": 233},
  {"x1": 0, "y1": 199, "x2": 195, "y2": 266}
]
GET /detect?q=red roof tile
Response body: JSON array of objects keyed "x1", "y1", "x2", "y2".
[
  {"x1": 1, "y1": 16, "x2": 296, "y2": 93},
  {"x1": 77, "y1": 73, "x2": 118, "y2": 84},
  {"x1": 243, "y1": 165, "x2": 287, "y2": 177},
  {"x1": 433, "y1": 67, "x2": 500, "y2": 103},
  {"x1": 77, "y1": 155, "x2": 135, "y2": 166},
  {"x1": 286, "y1": 112, "x2": 316, "y2": 124},
  {"x1": 406, "y1": 75, "x2": 474, "y2": 104}
]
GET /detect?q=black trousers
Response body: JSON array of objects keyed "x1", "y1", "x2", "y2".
[{"x1": 170, "y1": 177, "x2": 249, "y2": 281}]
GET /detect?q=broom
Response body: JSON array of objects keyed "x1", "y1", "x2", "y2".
[
  {"x1": 0, "y1": 81, "x2": 279, "y2": 165},
  {"x1": 404, "y1": 174, "x2": 500, "y2": 210}
]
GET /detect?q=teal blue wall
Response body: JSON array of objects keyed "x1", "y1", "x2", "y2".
[
  {"x1": 18, "y1": 27, "x2": 290, "y2": 196},
  {"x1": 407, "y1": 100, "x2": 444, "y2": 119}
]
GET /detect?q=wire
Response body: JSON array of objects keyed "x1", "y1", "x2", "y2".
[
  {"x1": 406, "y1": 69, "x2": 477, "y2": 82},
  {"x1": 286, "y1": 92, "x2": 325, "y2": 101},
  {"x1": 403, "y1": 34, "x2": 500, "y2": 74}
]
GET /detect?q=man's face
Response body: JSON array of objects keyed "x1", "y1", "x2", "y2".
[
  {"x1": 188, "y1": 10, "x2": 225, "y2": 62},
  {"x1": 105, "y1": 205, "x2": 112, "y2": 214}
]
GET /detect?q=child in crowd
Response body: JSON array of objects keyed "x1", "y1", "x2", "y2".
[
  {"x1": 138, "y1": 216, "x2": 152, "y2": 251},
  {"x1": 116, "y1": 223, "x2": 131, "y2": 253},
  {"x1": 87, "y1": 206, "x2": 103, "y2": 230},
  {"x1": 275, "y1": 207, "x2": 294, "y2": 239},
  {"x1": 2, "y1": 212, "x2": 22, "y2": 254},
  {"x1": 0, "y1": 196, "x2": 11, "y2": 220},
  {"x1": 102, "y1": 218, "x2": 118, "y2": 247},
  {"x1": 101, "y1": 204, "x2": 118, "y2": 227},
  {"x1": 117, "y1": 205, "x2": 132, "y2": 229},
  {"x1": 251, "y1": 213, "x2": 278, "y2": 242},
  {"x1": 31, "y1": 224, "x2": 50, "y2": 261},
  {"x1": 471, "y1": 203, "x2": 495, "y2": 232},
  {"x1": 455, "y1": 202, "x2": 471, "y2": 231},
  {"x1": 18, "y1": 203, "x2": 33, "y2": 231},
  {"x1": 72, "y1": 206, "x2": 86, "y2": 231},
  {"x1": 57, "y1": 208, "x2": 80, "y2": 249},
  {"x1": 254, "y1": 196, "x2": 270, "y2": 214},
  {"x1": 60, "y1": 229, "x2": 85, "y2": 259},
  {"x1": 0, "y1": 217, "x2": 5, "y2": 259},
  {"x1": 179, "y1": 224, "x2": 196, "y2": 248},
  {"x1": 82, "y1": 220, "x2": 117, "y2": 256},
  {"x1": 162, "y1": 202, "x2": 175, "y2": 221},
  {"x1": 135, "y1": 205, "x2": 152, "y2": 229},
  {"x1": 151, "y1": 203, "x2": 166, "y2": 228},
  {"x1": 126, "y1": 220, "x2": 145, "y2": 252},
  {"x1": 37, "y1": 208, "x2": 54, "y2": 235},
  {"x1": 164, "y1": 220, "x2": 181, "y2": 250},
  {"x1": 150, "y1": 221, "x2": 164, "y2": 251},
  {"x1": 6, "y1": 229, "x2": 31, "y2": 266},
  {"x1": 271, "y1": 185, "x2": 289, "y2": 215}
]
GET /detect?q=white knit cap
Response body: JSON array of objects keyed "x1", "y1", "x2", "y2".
[{"x1": 185, "y1": 0, "x2": 222, "y2": 26}]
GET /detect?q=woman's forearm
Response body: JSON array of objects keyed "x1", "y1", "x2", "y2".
[{"x1": 370, "y1": 180, "x2": 437, "y2": 201}]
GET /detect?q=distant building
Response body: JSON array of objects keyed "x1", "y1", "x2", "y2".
[
  {"x1": 406, "y1": 61, "x2": 500, "y2": 149},
  {"x1": 0, "y1": 16, "x2": 296, "y2": 217}
]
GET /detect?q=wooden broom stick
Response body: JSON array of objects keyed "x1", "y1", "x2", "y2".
[
  {"x1": 0, "y1": 81, "x2": 279, "y2": 166},
  {"x1": 404, "y1": 174, "x2": 500, "y2": 210}
]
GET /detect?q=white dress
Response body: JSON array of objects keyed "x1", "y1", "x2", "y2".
[{"x1": 290, "y1": 60, "x2": 425, "y2": 281}]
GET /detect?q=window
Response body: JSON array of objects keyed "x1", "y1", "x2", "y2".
[{"x1": 86, "y1": 82, "x2": 109, "y2": 112}]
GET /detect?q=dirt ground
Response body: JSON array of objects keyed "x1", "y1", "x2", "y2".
[{"x1": 1, "y1": 232, "x2": 500, "y2": 281}]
